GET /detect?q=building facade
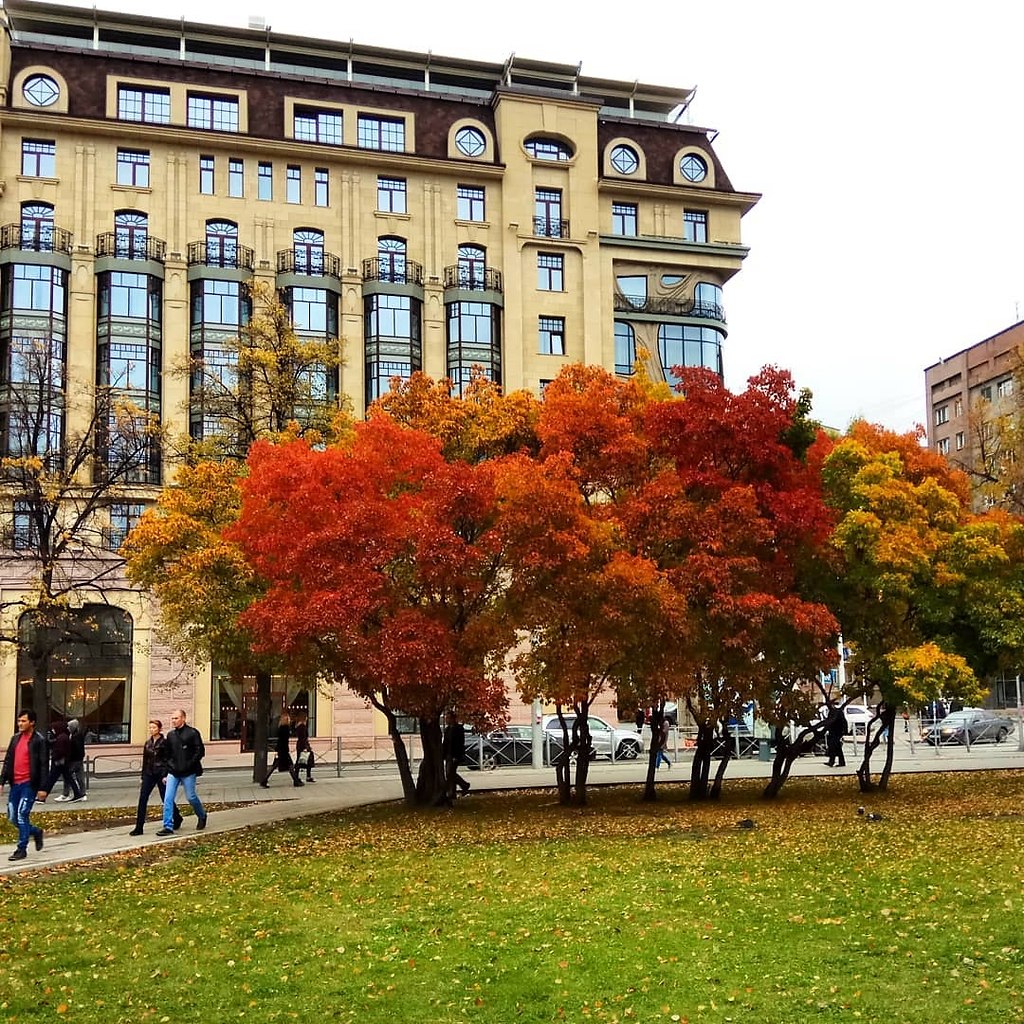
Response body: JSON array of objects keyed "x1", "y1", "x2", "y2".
[{"x1": 0, "y1": 0, "x2": 758, "y2": 754}]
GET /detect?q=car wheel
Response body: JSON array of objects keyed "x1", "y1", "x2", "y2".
[
  {"x1": 480, "y1": 754, "x2": 497, "y2": 771},
  {"x1": 996, "y1": 727, "x2": 1008, "y2": 744},
  {"x1": 617, "y1": 739, "x2": 641, "y2": 760}
]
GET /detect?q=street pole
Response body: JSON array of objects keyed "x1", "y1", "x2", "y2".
[
  {"x1": 532, "y1": 698, "x2": 544, "y2": 769},
  {"x1": 1017, "y1": 676, "x2": 1023, "y2": 753}
]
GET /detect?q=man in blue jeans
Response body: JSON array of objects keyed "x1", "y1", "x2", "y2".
[
  {"x1": 0, "y1": 709, "x2": 48, "y2": 861},
  {"x1": 156, "y1": 708, "x2": 208, "y2": 836}
]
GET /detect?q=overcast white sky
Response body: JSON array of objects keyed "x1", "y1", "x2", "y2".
[{"x1": 55, "y1": 0, "x2": 1024, "y2": 431}]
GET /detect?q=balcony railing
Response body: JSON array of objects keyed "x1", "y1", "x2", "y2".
[
  {"x1": 95, "y1": 233, "x2": 167, "y2": 263},
  {"x1": 533, "y1": 217, "x2": 570, "y2": 239},
  {"x1": 361, "y1": 257, "x2": 424, "y2": 286},
  {"x1": 442, "y1": 265, "x2": 503, "y2": 292},
  {"x1": 0, "y1": 223, "x2": 73, "y2": 254},
  {"x1": 276, "y1": 248, "x2": 342, "y2": 279},
  {"x1": 187, "y1": 241, "x2": 255, "y2": 271},
  {"x1": 613, "y1": 295, "x2": 726, "y2": 323}
]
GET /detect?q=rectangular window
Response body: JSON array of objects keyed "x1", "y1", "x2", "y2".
[
  {"x1": 953, "y1": 397, "x2": 963, "y2": 417},
  {"x1": 537, "y1": 252, "x2": 564, "y2": 291},
  {"x1": 115, "y1": 148, "x2": 150, "y2": 188},
  {"x1": 228, "y1": 158, "x2": 244, "y2": 198},
  {"x1": 117, "y1": 85, "x2": 170, "y2": 124},
  {"x1": 937, "y1": 438, "x2": 950, "y2": 455},
  {"x1": 12, "y1": 499, "x2": 37, "y2": 551},
  {"x1": 934, "y1": 405, "x2": 949, "y2": 426},
  {"x1": 199, "y1": 155, "x2": 214, "y2": 195},
  {"x1": 293, "y1": 108, "x2": 342, "y2": 145},
  {"x1": 378, "y1": 176, "x2": 407, "y2": 213},
  {"x1": 955, "y1": 431, "x2": 965, "y2": 451},
  {"x1": 612, "y1": 202, "x2": 637, "y2": 236},
  {"x1": 998, "y1": 378, "x2": 1014, "y2": 397},
  {"x1": 107, "y1": 502, "x2": 146, "y2": 551},
  {"x1": 22, "y1": 139, "x2": 55, "y2": 177},
  {"x1": 314, "y1": 168, "x2": 329, "y2": 207},
  {"x1": 535, "y1": 188, "x2": 563, "y2": 237},
  {"x1": 357, "y1": 114, "x2": 405, "y2": 152},
  {"x1": 187, "y1": 93, "x2": 240, "y2": 132},
  {"x1": 683, "y1": 209, "x2": 708, "y2": 243},
  {"x1": 258, "y1": 161, "x2": 273, "y2": 200},
  {"x1": 539, "y1": 316, "x2": 565, "y2": 356},
  {"x1": 286, "y1": 165, "x2": 301, "y2": 204},
  {"x1": 980, "y1": 384, "x2": 993, "y2": 401},
  {"x1": 457, "y1": 185, "x2": 485, "y2": 222}
]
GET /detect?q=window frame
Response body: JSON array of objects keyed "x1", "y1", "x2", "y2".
[
  {"x1": 357, "y1": 114, "x2": 406, "y2": 152},
  {"x1": 286, "y1": 165, "x2": 301, "y2": 204},
  {"x1": 117, "y1": 85, "x2": 170, "y2": 125},
  {"x1": 21, "y1": 139, "x2": 56, "y2": 178},
  {"x1": 611, "y1": 202, "x2": 638, "y2": 237},
  {"x1": 537, "y1": 252, "x2": 564, "y2": 292},
  {"x1": 683, "y1": 209, "x2": 708, "y2": 243},
  {"x1": 314, "y1": 168, "x2": 329, "y2": 208},
  {"x1": 609, "y1": 144, "x2": 639, "y2": 175},
  {"x1": 187, "y1": 92, "x2": 240, "y2": 132},
  {"x1": 538, "y1": 315, "x2": 566, "y2": 356},
  {"x1": 377, "y1": 176, "x2": 407, "y2": 214},
  {"x1": 115, "y1": 148, "x2": 150, "y2": 188},
  {"x1": 228, "y1": 158, "x2": 244, "y2": 198},
  {"x1": 293, "y1": 107, "x2": 343, "y2": 146},
  {"x1": 456, "y1": 185, "x2": 485, "y2": 222}
]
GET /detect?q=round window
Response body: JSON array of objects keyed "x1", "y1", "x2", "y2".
[
  {"x1": 679, "y1": 153, "x2": 708, "y2": 183},
  {"x1": 23, "y1": 73, "x2": 60, "y2": 107},
  {"x1": 455, "y1": 126, "x2": 486, "y2": 158},
  {"x1": 610, "y1": 144, "x2": 639, "y2": 175}
]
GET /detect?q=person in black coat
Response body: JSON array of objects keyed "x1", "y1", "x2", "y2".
[
  {"x1": 441, "y1": 710, "x2": 471, "y2": 800},
  {"x1": 0, "y1": 709, "x2": 49, "y2": 861},
  {"x1": 156, "y1": 709, "x2": 207, "y2": 836},
  {"x1": 129, "y1": 720, "x2": 183, "y2": 836},
  {"x1": 44, "y1": 722, "x2": 84, "y2": 802},
  {"x1": 293, "y1": 711, "x2": 315, "y2": 783},
  {"x1": 261, "y1": 711, "x2": 303, "y2": 788},
  {"x1": 824, "y1": 705, "x2": 848, "y2": 767}
]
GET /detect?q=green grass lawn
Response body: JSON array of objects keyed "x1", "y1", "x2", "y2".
[{"x1": 2, "y1": 771, "x2": 1023, "y2": 1024}]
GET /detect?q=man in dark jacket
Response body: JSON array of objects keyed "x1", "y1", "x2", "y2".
[
  {"x1": 0, "y1": 709, "x2": 48, "y2": 861},
  {"x1": 156, "y1": 708, "x2": 207, "y2": 836},
  {"x1": 441, "y1": 710, "x2": 471, "y2": 801},
  {"x1": 824, "y1": 705, "x2": 849, "y2": 767}
]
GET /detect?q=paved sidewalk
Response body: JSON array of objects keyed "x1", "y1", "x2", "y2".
[{"x1": 3, "y1": 740, "x2": 1023, "y2": 877}]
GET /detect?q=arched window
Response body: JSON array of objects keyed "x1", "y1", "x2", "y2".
[
  {"x1": 20, "y1": 202, "x2": 54, "y2": 251},
  {"x1": 205, "y1": 220, "x2": 238, "y2": 268},
  {"x1": 292, "y1": 228, "x2": 324, "y2": 275},
  {"x1": 377, "y1": 236, "x2": 407, "y2": 283},
  {"x1": 658, "y1": 324, "x2": 724, "y2": 387},
  {"x1": 457, "y1": 244, "x2": 486, "y2": 289},
  {"x1": 114, "y1": 211, "x2": 148, "y2": 260},
  {"x1": 524, "y1": 136, "x2": 573, "y2": 161},
  {"x1": 693, "y1": 282, "x2": 724, "y2": 320},
  {"x1": 614, "y1": 322, "x2": 636, "y2": 376}
]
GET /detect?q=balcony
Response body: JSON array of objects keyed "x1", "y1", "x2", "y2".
[
  {"x1": 95, "y1": 233, "x2": 167, "y2": 263},
  {"x1": 442, "y1": 265, "x2": 503, "y2": 292},
  {"x1": 361, "y1": 257, "x2": 424, "y2": 286},
  {"x1": 187, "y1": 241, "x2": 255, "y2": 271},
  {"x1": 613, "y1": 295, "x2": 726, "y2": 323},
  {"x1": 0, "y1": 223, "x2": 73, "y2": 254},
  {"x1": 276, "y1": 248, "x2": 341, "y2": 279},
  {"x1": 533, "y1": 217, "x2": 570, "y2": 239}
]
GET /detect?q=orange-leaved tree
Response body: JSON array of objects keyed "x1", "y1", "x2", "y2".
[
  {"x1": 639, "y1": 366, "x2": 839, "y2": 800},
  {"x1": 230, "y1": 417, "x2": 583, "y2": 806}
]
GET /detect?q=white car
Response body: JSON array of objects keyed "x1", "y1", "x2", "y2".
[
  {"x1": 542, "y1": 714, "x2": 644, "y2": 760},
  {"x1": 843, "y1": 704, "x2": 873, "y2": 736}
]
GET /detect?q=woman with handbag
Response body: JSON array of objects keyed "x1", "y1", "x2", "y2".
[
  {"x1": 261, "y1": 711, "x2": 303, "y2": 788},
  {"x1": 294, "y1": 711, "x2": 315, "y2": 783},
  {"x1": 129, "y1": 720, "x2": 183, "y2": 835}
]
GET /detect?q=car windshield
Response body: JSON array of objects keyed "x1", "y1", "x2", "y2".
[{"x1": 939, "y1": 712, "x2": 973, "y2": 724}]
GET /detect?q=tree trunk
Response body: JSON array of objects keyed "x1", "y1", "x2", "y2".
[
  {"x1": 571, "y1": 713, "x2": 592, "y2": 807},
  {"x1": 551, "y1": 707, "x2": 573, "y2": 806},
  {"x1": 763, "y1": 724, "x2": 823, "y2": 799},
  {"x1": 252, "y1": 668, "x2": 272, "y2": 784},
  {"x1": 855, "y1": 712, "x2": 885, "y2": 792},
  {"x1": 378, "y1": 705, "x2": 417, "y2": 805},
  {"x1": 876, "y1": 704, "x2": 898, "y2": 792},
  {"x1": 642, "y1": 708, "x2": 665, "y2": 802},
  {"x1": 416, "y1": 715, "x2": 445, "y2": 806},
  {"x1": 708, "y1": 724, "x2": 734, "y2": 800}
]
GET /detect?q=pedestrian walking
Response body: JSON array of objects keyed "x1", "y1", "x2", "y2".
[
  {"x1": 293, "y1": 711, "x2": 315, "y2": 783},
  {"x1": 129, "y1": 720, "x2": 183, "y2": 836},
  {"x1": 654, "y1": 714, "x2": 672, "y2": 769},
  {"x1": 824, "y1": 705, "x2": 848, "y2": 767},
  {"x1": 260, "y1": 710, "x2": 303, "y2": 788},
  {"x1": 156, "y1": 708, "x2": 207, "y2": 836},
  {"x1": 441, "y1": 710, "x2": 470, "y2": 801},
  {"x1": 0, "y1": 709, "x2": 48, "y2": 861},
  {"x1": 63, "y1": 718, "x2": 87, "y2": 800},
  {"x1": 45, "y1": 722, "x2": 84, "y2": 802}
]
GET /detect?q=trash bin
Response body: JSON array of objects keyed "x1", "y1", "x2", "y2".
[{"x1": 758, "y1": 739, "x2": 771, "y2": 762}]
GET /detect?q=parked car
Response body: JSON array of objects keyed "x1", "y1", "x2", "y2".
[
  {"x1": 463, "y1": 726, "x2": 535, "y2": 770},
  {"x1": 543, "y1": 714, "x2": 644, "y2": 760},
  {"x1": 921, "y1": 708, "x2": 1015, "y2": 746},
  {"x1": 843, "y1": 704, "x2": 873, "y2": 736}
]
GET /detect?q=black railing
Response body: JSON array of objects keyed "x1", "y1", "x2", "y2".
[
  {"x1": 613, "y1": 295, "x2": 727, "y2": 323},
  {"x1": 361, "y1": 257, "x2": 424, "y2": 286},
  {"x1": 276, "y1": 248, "x2": 342, "y2": 279},
  {"x1": 95, "y1": 233, "x2": 167, "y2": 263},
  {"x1": 533, "y1": 217, "x2": 570, "y2": 239},
  {"x1": 442, "y1": 265, "x2": 503, "y2": 292},
  {"x1": 0, "y1": 223, "x2": 73, "y2": 254},
  {"x1": 187, "y1": 241, "x2": 255, "y2": 271}
]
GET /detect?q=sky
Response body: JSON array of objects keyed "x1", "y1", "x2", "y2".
[{"x1": 52, "y1": 0, "x2": 1024, "y2": 432}]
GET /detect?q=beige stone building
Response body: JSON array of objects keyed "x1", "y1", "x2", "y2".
[{"x1": 0, "y1": 0, "x2": 757, "y2": 757}]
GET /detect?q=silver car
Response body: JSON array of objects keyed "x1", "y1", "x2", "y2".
[
  {"x1": 542, "y1": 714, "x2": 644, "y2": 760},
  {"x1": 921, "y1": 708, "x2": 1015, "y2": 746}
]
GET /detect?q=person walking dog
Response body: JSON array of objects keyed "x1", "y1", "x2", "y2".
[
  {"x1": 156, "y1": 709, "x2": 207, "y2": 836},
  {"x1": 0, "y1": 709, "x2": 48, "y2": 861}
]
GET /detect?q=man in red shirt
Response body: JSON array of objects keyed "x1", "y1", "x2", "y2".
[{"x1": 0, "y1": 709, "x2": 48, "y2": 861}]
